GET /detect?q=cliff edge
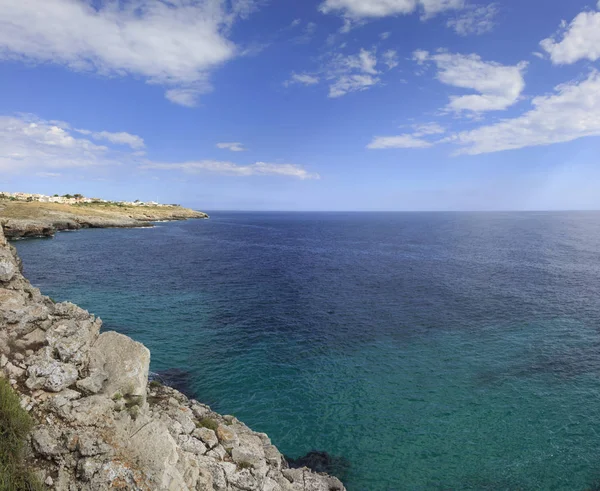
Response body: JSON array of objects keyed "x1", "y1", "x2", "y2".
[
  {"x1": 0, "y1": 225, "x2": 345, "y2": 491},
  {"x1": 0, "y1": 201, "x2": 208, "y2": 239}
]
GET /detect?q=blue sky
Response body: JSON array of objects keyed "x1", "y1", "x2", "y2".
[{"x1": 1, "y1": 0, "x2": 600, "y2": 211}]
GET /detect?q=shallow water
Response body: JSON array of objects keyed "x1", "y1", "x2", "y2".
[{"x1": 14, "y1": 211, "x2": 600, "y2": 490}]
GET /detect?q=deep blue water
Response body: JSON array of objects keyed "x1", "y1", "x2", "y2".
[{"x1": 13, "y1": 211, "x2": 600, "y2": 490}]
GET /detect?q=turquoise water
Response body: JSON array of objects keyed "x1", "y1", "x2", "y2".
[{"x1": 14, "y1": 212, "x2": 600, "y2": 490}]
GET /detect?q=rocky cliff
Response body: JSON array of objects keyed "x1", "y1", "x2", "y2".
[
  {"x1": 0, "y1": 201, "x2": 208, "y2": 239},
  {"x1": 0, "y1": 225, "x2": 345, "y2": 491}
]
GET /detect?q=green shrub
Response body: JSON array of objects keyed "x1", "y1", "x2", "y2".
[
  {"x1": 196, "y1": 418, "x2": 219, "y2": 432},
  {"x1": 149, "y1": 380, "x2": 162, "y2": 389},
  {"x1": 0, "y1": 378, "x2": 44, "y2": 490}
]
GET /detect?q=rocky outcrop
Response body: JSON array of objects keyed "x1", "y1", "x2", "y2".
[
  {"x1": 0, "y1": 225, "x2": 345, "y2": 491},
  {"x1": 0, "y1": 203, "x2": 209, "y2": 239}
]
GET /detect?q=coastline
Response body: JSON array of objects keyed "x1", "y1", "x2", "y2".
[
  {"x1": 0, "y1": 224, "x2": 345, "y2": 491},
  {"x1": 0, "y1": 201, "x2": 209, "y2": 239}
]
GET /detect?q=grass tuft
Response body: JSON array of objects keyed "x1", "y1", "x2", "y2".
[
  {"x1": 196, "y1": 418, "x2": 219, "y2": 432},
  {"x1": 0, "y1": 378, "x2": 44, "y2": 490}
]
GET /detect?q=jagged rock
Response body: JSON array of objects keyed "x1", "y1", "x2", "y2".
[
  {"x1": 63, "y1": 395, "x2": 114, "y2": 426},
  {"x1": 76, "y1": 369, "x2": 108, "y2": 394},
  {"x1": 25, "y1": 357, "x2": 78, "y2": 392},
  {"x1": 231, "y1": 434, "x2": 265, "y2": 466},
  {"x1": 88, "y1": 331, "x2": 150, "y2": 403},
  {"x1": 193, "y1": 427, "x2": 219, "y2": 449},
  {"x1": 178, "y1": 434, "x2": 208, "y2": 456},
  {"x1": 76, "y1": 431, "x2": 112, "y2": 457},
  {"x1": 217, "y1": 424, "x2": 239, "y2": 450},
  {"x1": 0, "y1": 253, "x2": 17, "y2": 281},
  {"x1": 4, "y1": 361, "x2": 25, "y2": 379},
  {"x1": 32, "y1": 426, "x2": 68, "y2": 457},
  {"x1": 46, "y1": 317, "x2": 101, "y2": 364},
  {"x1": 227, "y1": 468, "x2": 259, "y2": 490}
]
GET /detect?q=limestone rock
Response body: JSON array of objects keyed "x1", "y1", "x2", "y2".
[
  {"x1": 76, "y1": 369, "x2": 108, "y2": 394},
  {"x1": 88, "y1": 331, "x2": 150, "y2": 403},
  {"x1": 26, "y1": 358, "x2": 78, "y2": 392},
  {"x1": 216, "y1": 424, "x2": 239, "y2": 450},
  {"x1": 0, "y1": 254, "x2": 17, "y2": 282},
  {"x1": 32, "y1": 426, "x2": 67, "y2": 457},
  {"x1": 231, "y1": 434, "x2": 265, "y2": 466},
  {"x1": 193, "y1": 427, "x2": 219, "y2": 449}
]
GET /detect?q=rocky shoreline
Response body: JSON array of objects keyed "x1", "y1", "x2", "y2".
[
  {"x1": 0, "y1": 225, "x2": 345, "y2": 491},
  {"x1": 0, "y1": 201, "x2": 209, "y2": 239}
]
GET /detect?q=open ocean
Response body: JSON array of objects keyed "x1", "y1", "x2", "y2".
[{"x1": 13, "y1": 211, "x2": 600, "y2": 490}]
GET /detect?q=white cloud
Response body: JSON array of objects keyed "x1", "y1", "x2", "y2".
[
  {"x1": 140, "y1": 161, "x2": 320, "y2": 179},
  {"x1": 412, "y1": 122, "x2": 446, "y2": 136},
  {"x1": 380, "y1": 32, "x2": 391, "y2": 40},
  {"x1": 329, "y1": 74, "x2": 379, "y2": 97},
  {"x1": 413, "y1": 49, "x2": 430, "y2": 65},
  {"x1": 216, "y1": 142, "x2": 247, "y2": 152},
  {"x1": 367, "y1": 134, "x2": 433, "y2": 149},
  {"x1": 447, "y1": 4, "x2": 498, "y2": 36},
  {"x1": 319, "y1": 0, "x2": 464, "y2": 19},
  {"x1": 76, "y1": 129, "x2": 145, "y2": 149},
  {"x1": 0, "y1": 0, "x2": 254, "y2": 106},
  {"x1": 0, "y1": 113, "x2": 318, "y2": 180},
  {"x1": 367, "y1": 121, "x2": 446, "y2": 149},
  {"x1": 327, "y1": 48, "x2": 381, "y2": 97},
  {"x1": 165, "y1": 87, "x2": 210, "y2": 108},
  {"x1": 451, "y1": 71, "x2": 600, "y2": 154},
  {"x1": 285, "y1": 73, "x2": 321, "y2": 86},
  {"x1": 0, "y1": 115, "x2": 112, "y2": 172},
  {"x1": 414, "y1": 50, "x2": 527, "y2": 113},
  {"x1": 540, "y1": 9, "x2": 600, "y2": 64},
  {"x1": 288, "y1": 47, "x2": 400, "y2": 98},
  {"x1": 383, "y1": 50, "x2": 399, "y2": 69}
]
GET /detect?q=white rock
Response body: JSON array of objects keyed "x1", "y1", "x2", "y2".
[{"x1": 88, "y1": 331, "x2": 150, "y2": 403}]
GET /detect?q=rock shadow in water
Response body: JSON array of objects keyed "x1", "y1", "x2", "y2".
[
  {"x1": 151, "y1": 368, "x2": 197, "y2": 398},
  {"x1": 285, "y1": 451, "x2": 350, "y2": 480}
]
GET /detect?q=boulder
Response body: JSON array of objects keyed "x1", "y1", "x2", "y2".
[
  {"x1": 0, "y1": 251, "x2": 17, "y2": 282},
  {"x1": 88, "y1": 331, "x2": 150, "y2": 403}
]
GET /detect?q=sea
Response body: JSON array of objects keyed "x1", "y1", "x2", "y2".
[{"x1": 13, "y1": 211, "x2": 600, "y2": 490}]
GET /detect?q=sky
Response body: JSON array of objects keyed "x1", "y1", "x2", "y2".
[{"x1": 0, "y1": 0, "x2": 600, "y2": 211}]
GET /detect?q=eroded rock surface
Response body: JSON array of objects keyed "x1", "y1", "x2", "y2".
[{"x1": 0, "y1": 225, "x2": 346, "y2": 491}]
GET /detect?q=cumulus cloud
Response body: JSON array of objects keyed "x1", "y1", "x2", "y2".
[
  {"x1": 140, "y1": 161, "x2": 320, "y2": 179},
  {"x1": 451, "y1": 71, "x2": 600, "y2": 154},
  {"x1": 367, "y1": 134, "x2": 433, "y2": 149},
  {"x1": 319, "y1": 0, "x2": 464, "y2": 20},
  {"x1": 216, "y1": 142, "x2": 247, "y2": 152},
  {"x1": 447, "y1": 3, "x2": 498, "y2": 36},
  {"x1": 0, "y1": 0, "x2": 255, "y2": 106},
  {"x1": 414, "y1": 50, "x2": 527, "y2": 113},
  {"x1": 0, "y1": 116, "x2": 112, "y2": 172},
  {"x1": 540, "y1": 8, "x2": 600, "y2": 64},
  {"x1": 0, "y1": 113, "x2": 317, "y2": 180}
]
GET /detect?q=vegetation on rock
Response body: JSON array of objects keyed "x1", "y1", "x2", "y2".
[{"x1": 0, "y1": 378, "x2": 43, "y2": 490}]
